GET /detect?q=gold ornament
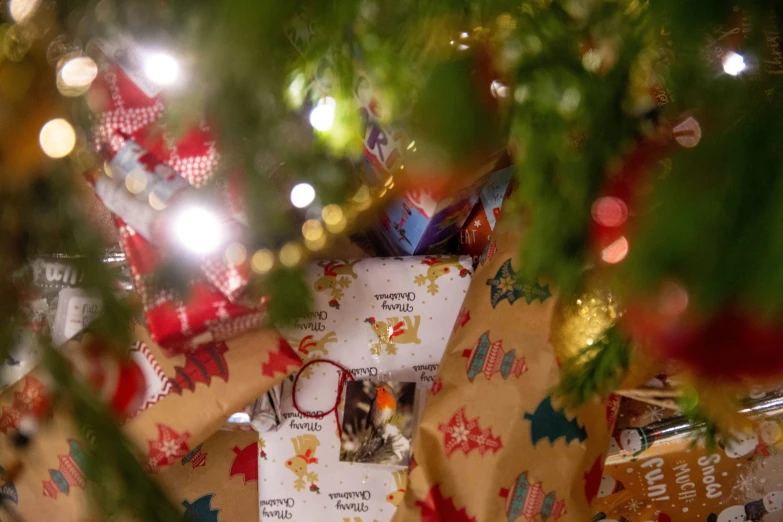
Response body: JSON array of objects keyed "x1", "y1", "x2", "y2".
[{"x1": 550, "y1": 284, "x2": 621, "y2": 364}]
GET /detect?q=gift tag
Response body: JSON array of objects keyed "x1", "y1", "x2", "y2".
[
  {"x1": 52, "y1": 287, "x2": 102, "y2": 346},
  {"x1": 340, "y1": 380, "x2": 417, "y2": 467}
]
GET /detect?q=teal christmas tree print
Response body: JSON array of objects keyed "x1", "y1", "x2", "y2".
[
  {"x1": 486, "y1": 259, "x2": 551, "y2": 308},
  {"x1": 523, "y1": 396, "x2": 587, "y2": 446},
  {"x1": 183, "y1": 494, "x2": 220, "y2": 522}
]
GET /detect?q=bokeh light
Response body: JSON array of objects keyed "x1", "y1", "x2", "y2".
[
  {"x1": 225, "y1": 242, "x2": 248, "y2": 266},
  {"x1": 173, "y1": 206, "x2": 224, "y2": 255},
  {"x1": 143, "y1": 51, "x2": 180, "y2": 86},
  {"x1": 601, "y1": 236, "x2": 629, "y2": 264},
  {"x1": 309, "y1": 97, "x2": 336, "y2": 131},
  {"x1": 591, "y1": 197, "x2": 628, "y2": 228},
  {"x1": 39, "y1": 118, "x2": 76, "y2": 158},
  {"x1": 279, "y1": 242, "x2": 303, "y2": 267},
  {"x1": 301, "y1": 219, "x2": 324, "y2": 241},
  {"x1": 9, "y1": 0, "x2": 41, "y2": 22},
  {"x1": 722, "y1": 52, "x2": 746, "y2": 76},
  {"x1": 290, "y1": 183, "x2": 316, "y2": 208},
  {"x1": 251, "y1": 249, "x2": 275, "y2": 274},
  {"x1": 60, "y1": 56, "x2": 98, "y2": 87}
]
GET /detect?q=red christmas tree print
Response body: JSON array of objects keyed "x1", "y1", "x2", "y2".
[
  {"x1": 463, "y1": 332, "x2": 527, "y2": 382},
  {"x1": 452, "y1": 307, "x2": 471, "y2": 334},
  {"x1": 260, "y1": 337, "x2": 302, "y2": 378},
  {"x1": 229, "y1": 444, "x2": 258, "y2": 483},
  {"x1": 583, "y1": 455, "x2": 604, "y2": 504},
  {"x1": 0, "y1": 376, "x2": 48, "y2": 433},
  {"x1": 146, "y1": 424, "x2": 191, "y2": 473},
  {"x1": 168, "y1": 342, "x2": 229, "y2": 394},
  {"x1": 431, "y1": 378, "x2": 443, "y2": 396},
  {"x1": 416, "y1": 484, "x2": 477, "y2": 522},
  {"x1": 437, "y1": 407, "x2": 502, "y2": 458}
]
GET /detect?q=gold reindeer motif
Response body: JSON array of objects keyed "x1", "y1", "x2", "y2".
[
  {"x1": 364, "y1": 315, "x2": 421, "y2": 355},
  {"x1": 292, "y1": 331, "x2": 338, "y2": 378},
  {"x1": 314, "y1": 260, "x2": 360, "y2": 303},
  {"x1": 413, "y1": 257, "x2": 469, "y2": 295},
  {"x1": 386, "y1": 469, "x2": 408, "y2": 507},
  {"x1": 285, "y1": 434, "x2": 320, "y2": 491}
]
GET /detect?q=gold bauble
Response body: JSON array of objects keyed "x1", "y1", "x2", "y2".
[{"x1": 550, "y1": 284, "x2": 621, "y2": 364}]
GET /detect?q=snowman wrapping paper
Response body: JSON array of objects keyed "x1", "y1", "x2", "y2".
[
  {"x1": 258, "y1": 255, "x2": 473, "y2": 521},
  {"x1": 594, "y1": 392, "x2": 783, "y2": 522}
]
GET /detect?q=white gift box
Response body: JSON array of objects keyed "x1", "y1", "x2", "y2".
[{"x1": 259, "y1": 255, "x2": 472, "y2": 521}]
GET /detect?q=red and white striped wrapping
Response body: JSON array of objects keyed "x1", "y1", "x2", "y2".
[
  {"x1": 117, "y1": 220, "x2": 263, "y2": 355},
  {"x1": 89, "y1": 42, "x2": 252, "y2": 303}
]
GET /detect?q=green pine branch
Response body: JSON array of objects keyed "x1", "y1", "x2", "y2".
[{"x1": 555, "y1": 325, "x2": 631, "y2": 408}]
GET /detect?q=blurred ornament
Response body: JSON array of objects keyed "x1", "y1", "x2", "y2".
[
  {"x1": 624, "y1": 302, "x2": 783, "y2": 381},
  {"x1": 550, "y1": 282, "x2": 622, "y2": 364},
  {"x1": 79, "y1": 338, "x2": 146, "y2": 418}
]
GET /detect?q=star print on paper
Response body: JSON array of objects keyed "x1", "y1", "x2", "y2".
[
  {"x1": 473, "y1": 220, "x2": 482, "y2": 229},
  {"x1": 437, "y1": 407, "x2": 502, "y2": 458},
  {"x1": 146, "y1": 424, "x2": 191, "y2": 473},
  {"x1": 486, "y1": 259, "x2": 551, "y2": 308}
]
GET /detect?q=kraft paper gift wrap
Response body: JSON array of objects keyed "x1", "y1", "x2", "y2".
[
  {"x1": 165, "y1": 429, "x2": 260, "y2": 522},
  {"x1": 0, "y1": 323, "x2": 299, "y2": 520},
  {"x1": 258, "y1": 255, "x2": 473, "y2": 521},
  {"x1": 391, "y1": 212, "x2": 616, "y2": 522}
]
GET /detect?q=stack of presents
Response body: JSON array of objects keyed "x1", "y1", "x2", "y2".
[{"x1": 2, "y1": 35, "x2": 781, "y2": 522}]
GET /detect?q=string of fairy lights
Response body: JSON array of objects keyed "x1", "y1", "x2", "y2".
[
  {"x1": 7, "y1": 0, "x2": 400, "y2": 279},
  {"x1": 10, "y1": 0, "x2": 752, "y2": 278}
]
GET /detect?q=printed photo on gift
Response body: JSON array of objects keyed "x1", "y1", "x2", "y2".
[{"x1": 340, "y1": 381, "x2": 416, "y2": 466}]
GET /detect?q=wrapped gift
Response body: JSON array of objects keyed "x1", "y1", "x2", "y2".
[
  {"x1": 118, "y1": 220, "x2": 262, "y2": 353},
  {"x1": 459, "y1": 165, "x2": 514, "y2": 266},
  {"x1": 258, "y1": 255, "x2": 473, "y2": 521},
  {"x1": 162, "y1": 430, "x2": 260, "y2": 522},
  {"x1": 0, "y1": 323, "x2": 300, "y2": 520},
  {"x1": 369, "y1": 154, "x2": 510, "y2": 256},
  {"x1": 392, "y1": 211, "x2": 615, "y2": 522},
  {"x1": 89, "y1": 37, "x2": 218, "y2": 188},
  {"x1": 593, "y1": 422, "x2": 783, "y2": 522}
]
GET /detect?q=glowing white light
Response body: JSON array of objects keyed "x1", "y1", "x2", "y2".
[
  {"x1": 490, "y1": 80, "x2": 509, "y2": 98},
  {"x1": 460, "y1": 32, "x2": 469, "y2": 39},
  {"x1": 9, "y1": 0, "x2": 41, "y2": 22},
  {"x1": 290, "y1": 183, "x2": 316, "y2": 208},
  {"x1": 173, "y1": 206, "x2": 224, "y2": 255},
  {"x1": 39, "y1": 119, "x2": 76, "y2": 158},
  {"x1": 143, "y1": 51, "x2": 180, "y2": 86},
  {"x1": 60, "y1": 56, "x2": 98, "y2": 87},
  {"x1": 722, "y1": 52, "x2": 746, "y2": 76},
  {"x1": 309, "y1": 97, "x2": 336, "y2": 131}
]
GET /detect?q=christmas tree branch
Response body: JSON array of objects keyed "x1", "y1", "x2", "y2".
[{"x1": 555, "y1": 325, "x2": 631, "y2": 407}]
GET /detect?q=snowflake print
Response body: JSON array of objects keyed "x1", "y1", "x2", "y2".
[
  {"x1": 451, "y1": 423, "x2": 470, "y2": 445},
  {"x1": 625, "y1": 499, "x2": 643, "y2": 513},
  {"x1": 162, "y1": 439, "x2": 182, "y2": 457},
  {"x1": 496, "y1": 273, "x2": 515, "y2": 294},
  {"x1": 646, "y1": 405, "x2": 666, "y2": 422},
  {"x1": 438, "y1": 407, "x2": 502, "y2": 458},
  {"x1": 735, "y1": 472, "x2": 758, "y2": 494}
]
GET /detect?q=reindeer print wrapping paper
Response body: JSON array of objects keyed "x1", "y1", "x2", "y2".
[
  {"x1": 259, "y1": 255, "x2": 473, "y2": 521},
  {"x1": 0, "y1": 324, "x2": 299, "y2": 521},
  {"x1": 391, "y1": 212, "x2": 615, "y2": 522}
]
